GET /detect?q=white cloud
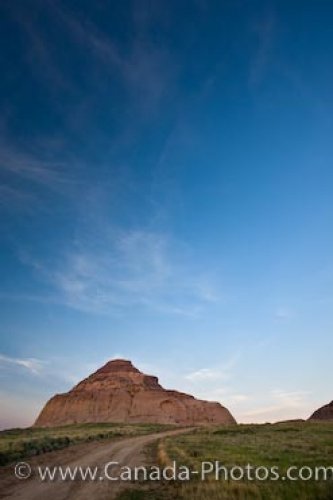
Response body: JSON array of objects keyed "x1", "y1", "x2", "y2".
[
  {"x1": 0, "y1": 142, "x2": 69, "y2": 189},
  {"x1": 185, "y1": 354, "x2": 239, "y2": 384},
  {"x1": 0, "y1": 139, "x2": 84, "y2": 211},
  {"x1": 179, "y1": 355, "x2": 246, "y2": 410},
  {"x1": 0, "y1": 354, "x2": 44, "y2": 375},
  {"x1": 51, "y1": 3, "x2": 175, "y2": 114},
  {"x1": 21, "y1": 228, "x2": 221, "y2": 316},
  {"x1": 240, "y1": 389, "x2": 312, "y2": 423},
  {"x1": 274, "y1": 307, "x2": 294, "y2": 319},
  {"x1": 185, "y1": 368, "x2": 228, "y2": 382},
  {"x1": 271, "y1": 389, "x2": 310, "y2": 407}
]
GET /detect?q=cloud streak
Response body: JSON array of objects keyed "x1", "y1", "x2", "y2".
[
  {"x1": 51, "y1": 2, "x2": 176, "y2": 114},
  {"x1": 0, "y1": 354, "x2": 44, "y2": 375},
  {"x1": 241, "y1": 389, "x2": 312, "y2": 423},
  {"x1": 20, "y1": 227, "x2": 221, "y2": 316},
  {"x1": 0, "y1": 140, "x2": 83, "y2": 207},
  {"x1": 184, "y1": 355, "x2": 239, "y2": 384}
]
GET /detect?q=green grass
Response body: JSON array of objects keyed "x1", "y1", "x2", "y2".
[
  {"x1": 0, "y1": 422, "x2": 173, "y2": 466},
  {"x1": 117, "y1": 422, "x2": 333, "y2": 500}
]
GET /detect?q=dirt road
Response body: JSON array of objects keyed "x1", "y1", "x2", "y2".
[{"x1": 0, "y1": 428, "x2": 190, "y2": 500}]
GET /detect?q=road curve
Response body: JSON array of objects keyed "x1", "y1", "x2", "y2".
[{"x1": 0, "y1": 428, "x2": 191, "y2": 500}]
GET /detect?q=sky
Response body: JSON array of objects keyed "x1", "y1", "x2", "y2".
[{"x1": 0, "y1": 0, "x2": 332, "y2": 429}]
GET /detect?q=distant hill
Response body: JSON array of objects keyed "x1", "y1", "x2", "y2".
[
  {"x1": 309, "y1": 401, "x2": 333, "y2": 421},
  {"x1": 275, "y1": 419, "x2": 305, "y2": 424}
]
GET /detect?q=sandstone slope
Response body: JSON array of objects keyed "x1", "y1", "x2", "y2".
[{"x1": 34, "y1": 359, "x2": 236, "y2": 427}]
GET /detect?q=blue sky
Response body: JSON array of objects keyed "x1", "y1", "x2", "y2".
[{"x1": 0, "y1": 0, "x2": 332, "y2": 429}]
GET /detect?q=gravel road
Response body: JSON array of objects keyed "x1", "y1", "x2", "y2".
[{"x1": 0, "y1": 428, "x2": 190, "y2": 500}]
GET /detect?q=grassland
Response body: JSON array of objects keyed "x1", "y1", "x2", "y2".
[
  {"x1": 0, "y1": 422, "x2": 173, "y2": 466},
  {"x1": 117, "y1": 422, "x2": 333, "y2": 500}
]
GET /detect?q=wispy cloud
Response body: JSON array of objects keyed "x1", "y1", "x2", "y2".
[
  {"x1": 0, "y1": 354, "x2": 44, "y2": 375},
  {"x1": 4, "y1": 0, "x2": 74, "y2": 94},
  {"x1": 20, "y1": 228, "x2": 221, "y2": 316},
  {"x1": 180, "y1": 354, "x2": 244, "y2": 409},
  {"x1": 274, "y1": 306, "x2": 294, "y2": 319},
  {"x1": 185, "y1": 368, "x2": 227, "y2": 382},
  {"x1": 0, "y1": 141, "x2": 79, "y2": 200},
  {"x1": 52, "y1": 3, "x2": 176, "y2": 114},
  {"x1": 185, "y1": 354, "x2": 239, "y2": 383},
  {"x1": 241, "y1": 389, "x2": 312, "y2": 423}
]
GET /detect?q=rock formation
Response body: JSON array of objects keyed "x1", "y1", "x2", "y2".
[
  {"x1": 309, "y1": 400, "x2": 333, "y2": 421},
  {"x1": 34, "y1": 359, "x2": 236, "y2": 427}
]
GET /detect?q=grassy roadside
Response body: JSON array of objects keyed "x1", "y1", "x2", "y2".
[
  {"x1": 117, "y1": 422, "x2": 333, "y2": 500},
  {"x1": 0, "y1": 423, "x2": 174, "y2": 466}
]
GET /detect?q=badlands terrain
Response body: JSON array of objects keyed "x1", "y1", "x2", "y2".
[
  {"x1": 1, "y1": 360, "x2": 333, "y2": 499},
  {"x1": 35, "y1": 359, "x2": 235, "y2": 427}
]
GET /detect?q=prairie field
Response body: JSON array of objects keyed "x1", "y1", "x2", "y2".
[
  {"x1": 118, "y1": 422, "x2": 333, "y2": 500},
  {"x1": 0, "y1": 422, "x2": 172, "y2": 466}
]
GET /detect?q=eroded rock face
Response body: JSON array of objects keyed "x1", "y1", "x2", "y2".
[
  {"x1": 34, "y1": 359, "x2": 236, "y2": 427},
  {"x1": 309, "y1": 401, "x2": 333, "y2": 421}
]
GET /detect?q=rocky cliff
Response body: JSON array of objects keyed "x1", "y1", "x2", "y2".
[
  {"x1": 309, "y1": 400, "x2": 333, "y2": 421},
  {"x1": 34, "y1": 359, "x2": 236, "y2": 427}
]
